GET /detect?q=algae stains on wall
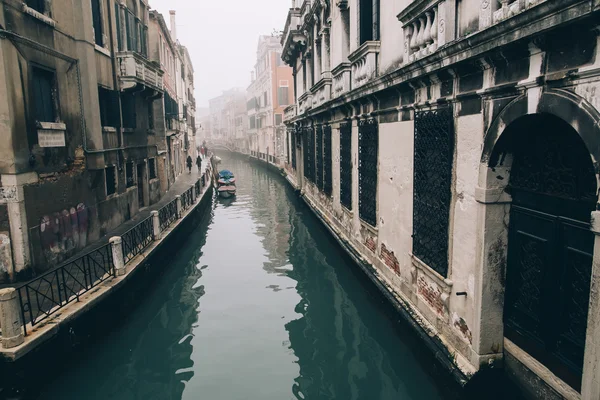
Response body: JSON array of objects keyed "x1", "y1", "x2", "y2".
[{"x1": 39, "y1": 204, "x2": 88, "y2": 266}]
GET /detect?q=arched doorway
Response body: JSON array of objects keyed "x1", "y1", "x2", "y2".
[{"x1": 491, "y1": 114, "x2": 596, "y2": 391}]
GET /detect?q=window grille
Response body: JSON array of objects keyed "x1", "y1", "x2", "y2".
[
  {"x1": 316, "y1": 125, "x2": 324, "y2": 190},
  {"x1": 340, "y1": 122, "x2": 353, "y2": 210},
  {"x1": 304, "y1": 126, "x2": 315, "y2": 183},
  {"x1": 358, "y1": 119, "x2": 378, "y2": 227},
  {"x1": 291, "y1": 130, "x2": 297, "y2": 170},
  {"x1": 106, "y1": 166, "x2": 117, "y2": 196},
  {"x1": 149, "y1": 158, "x2": 157, "y2": 179},
  {"x1": 324, "y1": 125, "x2": 332, "y2": 196},
  {"x1": 413, "y1": 105, "x2": 454, "y2": 277}
]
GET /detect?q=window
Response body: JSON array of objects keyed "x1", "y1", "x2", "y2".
[
  {"x1": 291, "y1": 130, "x2": 297, "y2": 170},
  {"x1": 278, "y1": 87, "x2": 289, "y2": 106},
  {"x1": 263, "y1": 92, "x2": 268, "y2": 107},
  {"x1": 125, "y1": 10, "x2": 137, "y2": 51},
  {"x1": 105, "y1": 166, "x2": 117, "y2": 196},
  {"x1": 121, "y1": 93, "x2": 136, "y2": 129},
  {"x1": 275, "y1": 114, "x2": 282, "y2": 126},
  {"x1": 149, "y1": 158, "x2": 157, "y2": 179},
  {"x1": 316, "y1": 125, "x2": 323, "y2": 189},
  {"x1": 115, "y1": 4, "x2": 123, "y2": 51},
  {"x1": 148, "y1": 100, "x2": 154, "y2": 130},
  {"x1": 98, "y1": 87, "x2": 119, "y2": 127},
  {"x1": 359, "y1": 0, "x2": 379, "y2": 44},
  {"x1": 304, "y1": 126, "x2": 315, "y2": 183},
  {"x1": 32, "y1": 66, "x2": 57, "y2": 123},
  {"x1": 413, "y1": 106, "x2": 454, "y2": 277},
  {"x1": 340, "y1": 122, "x2": 352, "y2": 210},
  {"x1": 91, "y1": 0, "x2": 103, "y2": 46},
  {"x1": 324, "y1": 125, "x2": 332, "y2": 196},
  {"x1": 358, "y1": 119, "x2": 378, "y2": 227},
  {"x1": 126, "y1": 162, "x2": 135, "y2": 187},
  {"x1": 25, "y1": 0, "x2": 44, "y2": 13},
  {"x1": 249, "y1": 116, "x2": 256, "y2": 129}
]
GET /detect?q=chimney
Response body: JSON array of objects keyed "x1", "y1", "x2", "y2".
[{"x1": 169, "y1": 10, "x2": 177, "y2": 42}]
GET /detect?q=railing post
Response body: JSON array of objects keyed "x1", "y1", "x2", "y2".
[
  {"x1": 0, "y1": 288, "x2": 24, "y2": 348},
  {"x1": 110, "y1": 236, "x2": 126, "y2": 276},
  {"x1": 191, "y1": 185, "x2": 197, "y2": 203},
  {"x1": 176, "y1": 195, "x2": 182, "y2": 218},
  {"x1": 151, "y1": 210, "x2": 161, "y2": 241}
]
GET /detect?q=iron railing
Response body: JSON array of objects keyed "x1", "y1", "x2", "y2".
[
  {"x1": 17, "y1": 244, "x2": 114, "y2": 333},
  {"x1": 195, "y1": 180, "x2": 201, "y2": 197},
  {"x1": 358, "y1": 118, "x2": 378, "y2": 227},
  {"x1": 324, "y1": 125, "x2": 332, "y2": 196},
  {"x1": 340, "y1": 122, "x2": 353, "y2": 210},
  {"x1": 158, "y1": 198, "x2": 178, "y2": 231},
  {"x1": 121, "y1": 216, "x2": 153, "y2": 264},
  {"x1": 181, "y1": 187, "x2": 193, "y2": 210}
]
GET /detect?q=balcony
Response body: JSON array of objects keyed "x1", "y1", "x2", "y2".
[
  {"x1": 283, "y1": 105, "x2": 297, "y2": 123},
  {"x1": 398, "y1": 0, "x2": 456, "y2": 64},
  {"x1": 489, "y1": 0, "x2": 546, "y2": 26},
  {"x1": 281, "y1": 8, "x2": 306, "y2": 66},
  {"x1": 311, "y1": 78, "x2": 332, "y2": 109},
  {"x1": 348, "y1": 41, "x2": 380, "y2": 90},
  {"x1": 332, "y1": 62, "x2": 351, "y2": 99},
  {"x1": 117, "y1": 52, "x2": 164, "y2": 93},
  {"x1": 298, "y1": 92, "x2": 312, "y2": 115}
]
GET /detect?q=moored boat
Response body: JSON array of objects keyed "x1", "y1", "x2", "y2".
[{"x1": 217, "y1": 169, "x2": 236, "y2": 198}]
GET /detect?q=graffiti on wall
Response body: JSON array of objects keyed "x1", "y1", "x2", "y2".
[{"x1": 39, "y1": 203, "x2": 89, "y2": 265}]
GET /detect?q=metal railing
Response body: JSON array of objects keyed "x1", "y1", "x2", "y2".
[
  {"x1": 158, "y1": 199, "x2": 178, "y2": 231},
  {"x1": 121, "y1": 216, "x2": 153, "y2": 264},
  {"x1": 8, "y1": 174, "x2": 212, "y2": 341},
  {"x1": 181, "y1": 187, "x2": 193, "y2": 211},
  {"x1": 17, "y1": 244, "x2": 114, "y2": 333}
]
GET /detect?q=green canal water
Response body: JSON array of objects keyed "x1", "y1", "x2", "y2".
[{"x1": 37, "y1": 154, "x2": 471, "y2": 400}]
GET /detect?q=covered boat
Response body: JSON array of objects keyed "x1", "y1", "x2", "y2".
[{"x1": 217, "y1": 169, "x2": 236, "y2": 198}]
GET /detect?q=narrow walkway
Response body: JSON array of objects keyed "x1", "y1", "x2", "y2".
[{"x1": 3, "y1": 161, "x2": 210, "y2": 289}]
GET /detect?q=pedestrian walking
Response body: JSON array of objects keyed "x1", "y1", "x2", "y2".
[
  {"x1": 186, "y1": 155, "x2": 192, "y2": 173},
  {"x1": 196, "y1": 155, "x2": 202, "y2": 171}
]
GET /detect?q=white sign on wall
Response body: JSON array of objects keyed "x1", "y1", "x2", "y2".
[{"x1": 38, "y1": 130, "x2": 66, "y2": 147}]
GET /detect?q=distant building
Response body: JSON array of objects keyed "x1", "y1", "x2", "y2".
[
  {"x1": 208, "y1": 89, "x2": 246, "y2": 147},
  {"x1": 247, "y1": 35, "x2": 294, "y2": 163}
]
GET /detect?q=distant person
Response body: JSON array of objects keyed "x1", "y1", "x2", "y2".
[
  {"x1": 186, "y1": 155, "x2": 192, "y2": 173},
  {"x1": 196, "y1": 155, "x2": 202, "y2": 171}
]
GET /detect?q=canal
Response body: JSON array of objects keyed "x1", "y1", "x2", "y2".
[{"x1": 36, "y1": 153, "x2": 471, "y2": 399}]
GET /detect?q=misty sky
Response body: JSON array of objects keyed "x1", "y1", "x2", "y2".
[{"x1": 150, "y1": 0, "x2": 291, "y2": 109}]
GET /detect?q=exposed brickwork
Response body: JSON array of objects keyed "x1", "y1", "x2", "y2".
[
  {"x1": 418, "y1": 276, "x2": 445, "y2": 316},
  {"x1": 380, "y1": 243, "x2": 400, "y2": 274},
  {"x1": 365, "y1": 235, "x2": 376, "y2": 253}
]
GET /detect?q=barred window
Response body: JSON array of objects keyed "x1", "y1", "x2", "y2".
[
  {"x1": 324, "y1": 125, "x2": 332, "y2": 196},
  {"x1": 291, "y1": 130, "x2": 297, "y2": 170},
  {"x1": 413, "y1": 106, "x2": 454, "y2": 277},
  {"x1": 316, "y1": 125, "x2": 324, "y2": 190},
  {"x1": 149, "y1": 158, "x2": 157, "y2": 179},
  {"x1": 358, "y1": 119, "x2": 378, "y2": 227},
  {"x1": 126, "y1": 162, "x2": 135, "y2": 188},
  {"x1": 105, "y1": 166, "x2": 117, "y2": 196},
  {"x1": 304, "y1": 127, "x2": 315, "y2": 182},
  {"x1": 340, "y1": 122, "x2": 352, "y2": 210}
]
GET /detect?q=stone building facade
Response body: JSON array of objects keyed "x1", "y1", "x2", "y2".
[
  {"x1": 282, "y1": 0, "x2": 600, "y2": 398},
  {"x1": 0, "y1": 0, "x2": 195, "y2": 282},
  {"x1": 247, "y1": 35, "x2": 294, "y2": 164}
]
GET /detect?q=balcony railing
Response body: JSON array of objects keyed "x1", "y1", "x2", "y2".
[
  {"x1": 332, "y1": 62, "x2": 351, "y2": 99},
  {"x1": 284, "y1": 104, "x2": 297, "y2": 122},
  {"x1": 117, "y1": 52, "x2": 164, "y2": 92},
  {"x1": 298, "y1": 92, "x2": 313, "y2": 115},
  {"x1": 348, "y1": 41, "x2": 380, "y2": 90},
  {"x1": 311, "y1": 78, "x2": 332, "y2": 109},
  {"x1": 491, "y1": 0, "x2": 545, "y2": 25},
  {"x1": 398, "y1": 0, "x2": 456, "y2": 64}
]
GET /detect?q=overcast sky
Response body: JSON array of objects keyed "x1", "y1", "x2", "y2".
[{"x1": 150, "y1": 0, "x2": 290, "y2": 109}]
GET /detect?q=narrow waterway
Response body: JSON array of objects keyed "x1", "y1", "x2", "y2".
[{"x1": 37, "y1": 153, "x2": 463, "y2": 400}]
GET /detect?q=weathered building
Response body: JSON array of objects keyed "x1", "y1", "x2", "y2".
[
  {"x1": 281, "y1": 0, "x2": 600, "y2": 398},
  {"x1": 0, "y1": 0, "x2": 170, "y2": 281},
  {"x1": 207, "y1": 88, "x2": 245, "y2": 145},
  {"x1": 247, "y1": 35, "x2": 294, "y2": 164}
]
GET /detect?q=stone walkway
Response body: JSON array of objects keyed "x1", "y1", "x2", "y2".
[{"x1": 2, "y1": 161, "x2": 211, "y2": 289}]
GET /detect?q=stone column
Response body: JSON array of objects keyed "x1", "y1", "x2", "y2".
[
  {"x1": 0, "y1": 288, "x2": 24, "y2": 348},
  {"x1": 151, "y1": 211, "x2": 161, "y2": 241},
  {"x1": 176, "y1": 195, "x2": 182, "y2": 218},
  {"x1": 581, "y1": 211, "x2": 600, "y2": 400},
  {"x1": 109, "y1": 236, "x2": 126, "y2": 276}
]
